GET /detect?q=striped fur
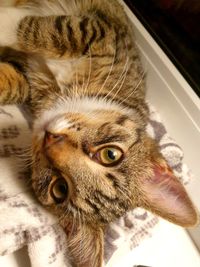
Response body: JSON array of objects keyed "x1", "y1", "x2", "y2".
[{"x1": 0, "y1": 1, "x2": 198, "y2": 266}]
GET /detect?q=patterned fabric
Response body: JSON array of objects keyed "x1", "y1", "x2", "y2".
[{"x1": 0, "y1": 105, "x2": 192, "y2": 266}]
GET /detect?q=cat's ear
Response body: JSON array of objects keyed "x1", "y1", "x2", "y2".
[
  {"x1": 140, "y1": 159, "x2": 199, "y2": 227},
  {"x1": 62, "y1": 220, "x2": 104, "y2": 267}
]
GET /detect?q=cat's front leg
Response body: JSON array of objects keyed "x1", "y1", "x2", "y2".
[
  {"x1": 0, "y1": 47, "x2": 29, "y2": 104},
  {"x1": 0, "y1": 62, "x2": 29, "y2": 104},
  {"x1": 0, "y1": 7, "x2": 33, "y2": 48}
]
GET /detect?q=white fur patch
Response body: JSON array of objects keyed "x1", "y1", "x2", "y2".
[
  {"x1": 0, "y1": 7, "x2": 33, "y2": 47},
  {"x1": 47, "y1": 115, "x2": 73, "y2": 132},
  {"x1": 34, "y1": 97, "x2": 134, "y2": 136}
]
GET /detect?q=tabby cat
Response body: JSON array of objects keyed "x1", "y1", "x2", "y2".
[{"x1": 0, "y1": 0, "x2": 198, "y2": 266}]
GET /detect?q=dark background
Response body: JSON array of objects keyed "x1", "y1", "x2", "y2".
[{"x1": 124, "y1": 0, "x2": 200, "y2": 98}]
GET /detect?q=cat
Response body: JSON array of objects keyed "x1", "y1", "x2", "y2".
[{"x1": 0, "y1": 0, "x2": 198, "y2": 266}]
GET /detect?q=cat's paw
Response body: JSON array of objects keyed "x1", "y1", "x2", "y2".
[{"x1": 0, "y1": 61, "x2": 15, "y2": 104}]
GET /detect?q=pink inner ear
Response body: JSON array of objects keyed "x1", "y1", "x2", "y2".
[{"x1": 141, "y1": 164, "x2": 198, "y2": 227}]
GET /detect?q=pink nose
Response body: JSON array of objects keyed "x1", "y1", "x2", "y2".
[{"x1": 44, "y1": 131, "x2": 64, "y2": 148}]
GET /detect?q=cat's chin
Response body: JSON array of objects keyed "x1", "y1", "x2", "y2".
[{"x1": 33, "y1": 96, "x2": 135, "y2": 135}]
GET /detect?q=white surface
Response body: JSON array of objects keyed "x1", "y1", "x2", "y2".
[
  {"x1": 1, "y1": 1, "x2": 200, "y2": 266},
  {"x1": 1, "y1": 220, "x2": 200, "y2": 267},
  {"x1": 107, "y1": 219, "x2": 200, "y2": 267}
]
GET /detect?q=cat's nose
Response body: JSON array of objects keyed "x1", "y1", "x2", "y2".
[{"x1": 44, "y1": 131, "x2": 65, "y2": 148}]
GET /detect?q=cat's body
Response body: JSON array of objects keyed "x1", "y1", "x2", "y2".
[
  {"x1": 0, "y1": 0, "x2": 146, "y2": 115},
  {"x1": 0, "y1": 1, "x2": 198, "y2": 266}
]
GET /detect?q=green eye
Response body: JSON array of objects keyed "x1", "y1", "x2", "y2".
[{"x1": 98, "y1": 147, "x2": 123, "y2": 166}]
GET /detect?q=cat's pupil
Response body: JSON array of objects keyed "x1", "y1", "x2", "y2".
[
  {"x1": 107, "y1": 149, "x2": 116, "y2": 160},
  {"x1": 51, "y1": 178, "x2": 68, "y2": 203},
  {"x1": 58, "y1": 183, "x2": 67, "y2": 195}
]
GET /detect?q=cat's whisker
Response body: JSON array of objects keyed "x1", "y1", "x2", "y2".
[
  {"x1": 83, "y1": 46, "x2": 92, "y2": 97},
  {"x1": 76, "y1": 208, "x2": 84, "y2": 259},
  {"x1": 60, "y1": 81, "x2": 73, "y2": 99},
  {"x1": 94, "y1": 44, "x2": 117, "y2": 101},
  {"x1": 72, "y1": 213, "x2": 76, "y2": 237},
  {"x1": 109, "y1": 60, "x2": 131, "y2": 103},
  {"x1": 102, "y1": 56, "x2": 129, "y2": 102},
  {"x1": 74, "y1": 66, "x2": 81, "y2": 99},
  {"x1": 17, "y1": 150, "x2": 32, "y2": 159},
  {"x1": 17, "y1": 159, "x2": 33, "y2": 169},
  {"x1": 119, "y1": 70, "x2": 146, "y2": 106},
  {"x1": 101, "y1": 37, "x2": 129, "y2": 102},
  {"x1": 81, "y1": 57, "x2": 129, "y2": 120},
  {"x1": 118, "y1": 186, "x2": 132, "y2": 204},
  {"x1": 75, "y1": 66, "x2": 78, "y2": 98},
  {"x1": 54, "y1": 91, "x2": 68, "y2": 103},
  {"x1": 59, "y1": 208, "x2": 70, "y2": 223},
  {"x1": 16, "y1": 148, "x2": 33, "y2": 168},
  {"x1": 81, "y1": 70, "x2": 86, "y2": 96},
  {"x1": 72, "y1": 80, "x2": 76, "y2": 100}
]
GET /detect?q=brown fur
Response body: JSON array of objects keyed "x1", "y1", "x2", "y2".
[
  {"x1": 0, "y1": 1, "x2": 198, "y2": 266},
  {"x1": 0, "y1": 48, "x2": 29, "y2": 103}
]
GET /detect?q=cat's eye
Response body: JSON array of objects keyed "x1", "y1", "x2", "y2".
[
  {"x1": 50, "y1": 178, "x2": 68, "y2": 203},
  {"x1": 95, "y1": 147, "x2": 123, "y2": 166}
]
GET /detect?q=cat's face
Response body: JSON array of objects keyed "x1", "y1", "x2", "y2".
[
  {"x1": 31, "y1": 98, "x2": 198, "y2": 266},
  {"x1": 31, "y1": 100, "x2": 146, "y2": 225},
  {"x1": 32, "y1": 98, "x2": 198, "y2": 226}
]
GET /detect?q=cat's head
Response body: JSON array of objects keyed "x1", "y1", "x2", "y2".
[{"x1": 31, "y1": 97, "x2": 198, "y2": 266}]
